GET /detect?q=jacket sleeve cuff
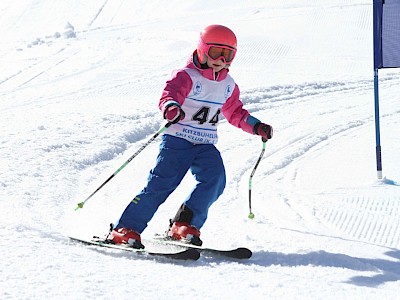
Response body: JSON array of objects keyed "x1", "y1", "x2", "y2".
[
  {"x1": 163, "y1": 100, "x2": 180, "y2": 110},
  {"x1": 246, "y1": 115, "x2": 261, "y2": 134}
]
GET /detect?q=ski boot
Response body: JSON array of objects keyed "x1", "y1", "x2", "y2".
[
  {"x1": 108, "y1": 227, "x2": 144, "y2": 249},
  {"x1": 167, "y1": 204, "x2": 202, "y2": 246},
  {"x1": 167, "y1": 221, "x2": 203, "y2": 246}
]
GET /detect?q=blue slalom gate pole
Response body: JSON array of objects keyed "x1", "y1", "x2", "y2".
[{"x1": 373, "y1": 68, "x2": 383, "y2": 179}]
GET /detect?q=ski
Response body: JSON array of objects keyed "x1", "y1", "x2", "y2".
[
  {"x1": 151, "y1": 236, "x2": 252, "y2": 259},
  {"x1": 69, "y1": 236, "x2": 200, "y2": 261}
]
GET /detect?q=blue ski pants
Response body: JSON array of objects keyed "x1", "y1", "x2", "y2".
[{"x1": 115, "y1": 134, "x2": 226, "y2": 233}]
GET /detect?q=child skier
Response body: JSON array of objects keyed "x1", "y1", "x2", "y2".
[{"x1": 108, "y1": 24, "x2": 273, "y2": 249}]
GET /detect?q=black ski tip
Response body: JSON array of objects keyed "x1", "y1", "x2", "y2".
[
  {"x1": 150, "y1": 248, "x2": 200, "y2": 261},
  {"x1": 236, "y1": 247, "x2": 253, "y2": 259}
]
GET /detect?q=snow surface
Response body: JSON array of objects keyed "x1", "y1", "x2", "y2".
[{"x1": 1, "y1": 1, "x2": 400, "y2": 299}]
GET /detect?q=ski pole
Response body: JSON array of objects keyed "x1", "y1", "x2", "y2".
[
  {"x1": 75, "y1": 122, "x2": 172, "y2": 211},
  {"x1": 248, "y1": 137, "x2": 267, "y2": 219}
]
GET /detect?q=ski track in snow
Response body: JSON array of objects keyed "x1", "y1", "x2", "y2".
[{"x1": 320, "y1": 196, "x2": 400, "y2": 248}]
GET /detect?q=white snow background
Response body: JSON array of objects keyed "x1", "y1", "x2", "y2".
[{"x1": 1, "y1": 1, "x2": 400, "y2": 299}]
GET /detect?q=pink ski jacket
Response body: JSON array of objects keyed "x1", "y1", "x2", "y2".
[{"x1": 159, "y1": 53, "x2": 259, "y2": 144}]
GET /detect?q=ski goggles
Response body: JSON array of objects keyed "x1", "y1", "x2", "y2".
[{"x1": 205, "y1": 44, "x2": 237, "y2": 63}]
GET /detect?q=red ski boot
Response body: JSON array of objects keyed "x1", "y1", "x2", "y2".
[
  {"x1": 168, "y1": 221, "x2": 202, "y2": 246},
  {"x1": 108, "y1": 227, "x2": 144, "y2": 249}
]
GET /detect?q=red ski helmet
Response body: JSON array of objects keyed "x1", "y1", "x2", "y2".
[{"x1": 197, "y1": 25, "x2": 237, "y2": 64}]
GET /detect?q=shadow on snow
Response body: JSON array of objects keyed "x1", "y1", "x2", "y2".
[{"x1": 251, "y1": 249, "x2": 400, "y2": 287}]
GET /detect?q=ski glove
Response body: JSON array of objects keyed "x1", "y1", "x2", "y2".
[
  {"x1": 163, "y1": 103, "x2": 185, "y2": 124},
  {"x1": 254, "y1": 122, "x2": 273, "y2": 140}
]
